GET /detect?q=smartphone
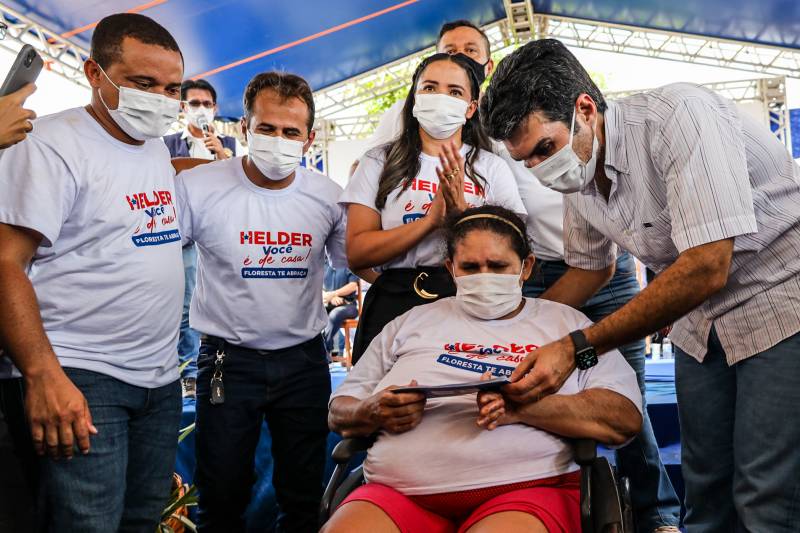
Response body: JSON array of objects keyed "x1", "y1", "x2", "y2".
[
  {"x1": 0, "y1": 44, "x2": 43, "y2": 97},
  {"x1": 392, "y1": 377, "x2": 510, "y2": 398}
]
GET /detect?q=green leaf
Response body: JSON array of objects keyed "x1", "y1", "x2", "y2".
[{"x1": 178, "y1": 422, "x2": 195, "y2": 443}]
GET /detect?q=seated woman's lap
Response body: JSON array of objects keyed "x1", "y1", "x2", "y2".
[{"x1": 329, "y1": 473, "x2": 580, "y2": 533}]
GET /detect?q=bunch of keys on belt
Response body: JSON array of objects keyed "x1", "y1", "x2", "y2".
[{"x1": 210, "y1": 349, "x2": 226, "y2": 404}]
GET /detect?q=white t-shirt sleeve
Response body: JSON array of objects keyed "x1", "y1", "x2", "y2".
[
  {"x1": 325, "y1": 200, "x2": 348, "y2": 269},
  {"x1": 175, "y1": 173, "x2": 194, "y2": 245},
  {"x1": 0, "y1": 134, "x2": 78, "y2": 247},
  {"x1": 330, "y1": 316, "x2": 402, "y2": 404},
  {"x1": 483, "y1": 156, "x2": 528, "y2": 220},
  {"x1": 339, "y1": 152, "x2": 383, "y2": 213},
  {"x1": 361, "y1": 100, "x2": 404, "y2": 155}
]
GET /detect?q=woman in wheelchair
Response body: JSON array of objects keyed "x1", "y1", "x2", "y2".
[{"x1": 325, "y1": 205, "x2": 643, "y2": 533}]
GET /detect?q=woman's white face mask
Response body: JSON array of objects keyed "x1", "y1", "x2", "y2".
[
  {"x1": 97, "y1": 64, "x2": 180, "y2": 141},
  {"x1": 453, "y1": 263, "x2": 525, "y2": 320},
  {"x1": 528, "y1": 107, "x2": 599, "y2": 194},
  {"x1": 413, "y1": 93, "x2": 469, "y2": 140}
]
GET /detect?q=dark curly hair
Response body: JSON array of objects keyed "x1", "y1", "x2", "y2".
[
  {"x1": 243, "y1": 72, "x2": 315, "y2": 133},
  {"x1": 445, "y1": 204, "x2": 531, "y2": 261},
  {"x1": 480, "y1": 39, "x2": 607, "y2": 141}
]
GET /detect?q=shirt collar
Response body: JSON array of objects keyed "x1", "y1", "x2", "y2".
[{"x1": 602, "y1": 100, "x2": 628, "y2": 175}]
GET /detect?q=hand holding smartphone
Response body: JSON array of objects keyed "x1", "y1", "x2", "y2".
[{"x1": 0, "y1": 45, "x2": 41, "y2": 148}]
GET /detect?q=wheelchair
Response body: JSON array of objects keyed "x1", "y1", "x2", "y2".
[{"x1": 320, "y1": 436, "x2": 634, "y2": 532}]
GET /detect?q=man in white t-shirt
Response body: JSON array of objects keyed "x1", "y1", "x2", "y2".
[
  {"x1": 163, "y1": 78, "x2": 245, "y2": 399},
  {"x1": 177, "y1": 71, "x2": 346, "y2": 533},
  {"x1": 0, "y1": 14, "x2": 184, "y2": 532}
]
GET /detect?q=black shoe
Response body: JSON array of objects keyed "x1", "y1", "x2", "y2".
[{"x1": 181, "y1": 377, "x2": 197, "y2": 399}]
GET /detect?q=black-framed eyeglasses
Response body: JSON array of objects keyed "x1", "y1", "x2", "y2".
[
  {"x1": 185, "y1": 99, "x2": 215, "y2": 109},
  {"x1": 0, "y1": 22, "x2": 8, "y2": 40}
]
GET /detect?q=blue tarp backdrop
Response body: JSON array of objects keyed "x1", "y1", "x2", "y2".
[{"x1": 4, "y1": 0, "x2": 800, "y2": 117}]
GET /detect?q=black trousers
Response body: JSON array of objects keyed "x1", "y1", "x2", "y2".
[
  {"x1": 0, "y1": 378, "x2": 37, "y2": 533},
  {"x1": 194, "y1": 335, "x2": 331, "y2": 533},
  {"x1": 351, "y1": 267, "x2": 456, "y2": 366}
]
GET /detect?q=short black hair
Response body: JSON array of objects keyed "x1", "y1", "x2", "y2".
[
  {"x1": 438, "y1": 19, "x2": 491, "y2": 58},
  {"x1": 445, "y1": 205, "x2": 531, "y2": 261},
  {"x1": 181, "y1": 79, "x2": 217, "y2": 103},
  {"x1": 243, "y1": 72, "x2": 315, "y2": 133},
  {"x1": 91, "y1": 13, "x2": 182, "y2": 70},
  {"x1": 481, "y1": 39, "x2": 607, "y2": 140}
]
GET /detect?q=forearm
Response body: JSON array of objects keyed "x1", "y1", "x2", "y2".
[
  {"x1": 348, "y1": 218, "x2": 436, "y2": 270},
  {"x1": 585, "y1": 240, "x2": 732, "y2": 355},
  {"x1": 0, "y1": 261, "x2": 61, "y2": 377},
  {"x1": 333, "y1": 282, "x2": 359, "y2": 298},
  {"x1": 539, "y1": 264, "x2": 615, "y2": 308},
  {"x1": 329, "y1": 396, "x2": 378, "y2": 437},
  {"x1": 354, "y1": 268, "x2": 380, "y2": 284},
  {"x1": 514, "y1": 389, "x2": 642, "y2": 446}
]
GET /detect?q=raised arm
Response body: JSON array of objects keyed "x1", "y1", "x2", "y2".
[{"x1": 0, "y1": 223, "x2": 96, "y2": 458}]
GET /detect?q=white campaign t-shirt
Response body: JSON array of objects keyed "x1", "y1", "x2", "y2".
[
  {"x1": 176, "y1": 158, "x2": 347, "y2": 350},
  {"x1": 0, "y1": 107, "x2": 184, "y2": 387},
  {"x1": 497, "y1": 145, "x2": 565, "y2": 262},
  {"x1": 332, "y1": 297, "x2": 641, "y2": 495},
  {"x1": 340, "y1": 145, "x2": 527, "y2": 269}
]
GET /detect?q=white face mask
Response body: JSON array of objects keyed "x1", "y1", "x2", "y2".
[
  {"x1": 97, "y1": 65, "x2": 180, "y2": 141},
  {"x1": 528, "y1": 107, "x2": 599, "y2": 193},
  {"x1": 186, "y1": 106, "x2": 215, "y2": 130},
  {"x1": 453, "y1": 263, "x2": 524, "y2": 320},
  {"x1": 247, "y1": 131, "x2": 305, "y2": 181},
  {"x1": 413, "y1": 93, "x2": 469, "y2": 140}
]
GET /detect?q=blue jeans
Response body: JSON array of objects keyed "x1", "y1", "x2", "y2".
[
  {"x1": 38, "y1": 368, "x2": 181, "y2": 533},
  {"x1": 523, "y1": 252, "x2": 681, "y2": 531},
  {"x1": 179, "y1": 245, "x2": 200, "y2": 380},
  {"x1": 675, "y1": 328, "x2": 800, "y2": 532},
  {"x1": 195, "y1": 335, "x2": 331, "y2": 533},
  {"x1": 323, "y1": 303, "x2": 358, "y2": 354}
]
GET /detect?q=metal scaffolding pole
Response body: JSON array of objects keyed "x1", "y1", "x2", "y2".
[{"x1": 0, "y1": 3, "x2": 89, "y2": 88}]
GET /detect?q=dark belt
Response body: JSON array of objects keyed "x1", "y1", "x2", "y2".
[
  {"x1": 373, "y1": 266, "x2": 455, "y2": 299},
  {"x1": 201, "y1": 334, "x2": 323, "y2": 356}
]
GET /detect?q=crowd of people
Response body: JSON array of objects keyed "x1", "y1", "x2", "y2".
[{"x1": 0, "y1": 9, "x2": 798, "y2": 533}]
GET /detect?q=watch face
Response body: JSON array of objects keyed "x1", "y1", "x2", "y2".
[{"x1": 576, "y1": 348, "x2": 598, "y2": 370}]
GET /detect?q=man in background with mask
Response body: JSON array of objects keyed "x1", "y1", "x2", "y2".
[
  {"x1": 0, "y1": 13, "x2": 184, "y2": 532},
  {"x1": 175, "y1": 71, "x2": 346, "y2": 533},
  {"x1": 163, "y1": 78, "x2": 243, "y2": 399},
  {"x1": 164, "y1": 78, "x2": 243, "y2": 160},
  {"x1": 483, "y1": 39, "x2": 800, "y2": 532},
  {"x1": 360, "y1": 19, "x2": 494, "y2": 154}
]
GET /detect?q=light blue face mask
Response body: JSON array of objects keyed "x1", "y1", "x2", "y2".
[{"x1": 528, "y1": 107, "x2": 599, "y2": 194}]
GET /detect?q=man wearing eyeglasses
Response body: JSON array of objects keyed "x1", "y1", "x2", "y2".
[
  {"x1": 163, "y1": 78, "x2": 242, "y2": 161},
  {"x1": 0, "y1": 22, "x2": 37, "y2": 150},
  {"x1": 163, "y1": 79, "x2": 242, "y2": 399}
]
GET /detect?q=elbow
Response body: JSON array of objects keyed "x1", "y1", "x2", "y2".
[{"x1": 604, "y1": 410, "x2": 643, "y2": 447}]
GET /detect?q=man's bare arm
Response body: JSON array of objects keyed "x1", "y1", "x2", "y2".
[
  {"x1": 0, "y1": 223, "x2": 96, "y2": 458},
  {"x1": 585, "y1": 239, "x2": 733, "y2": 354},
  {"x1": 539, "y1": 264, "x2": 615, "y2": 309}
]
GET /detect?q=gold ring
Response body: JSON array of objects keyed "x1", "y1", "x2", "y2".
[{"x1": 413, "y1": 272, "x2": 439, "y2": 300}]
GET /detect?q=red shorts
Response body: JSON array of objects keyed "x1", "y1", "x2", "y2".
[{"x1": 338, "y1": 471, "x2": 581, "y2": 533}]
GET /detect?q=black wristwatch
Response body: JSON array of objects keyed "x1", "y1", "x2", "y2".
[{"x1": 569, "y1": 330, "x2": 598, "y2": 370}]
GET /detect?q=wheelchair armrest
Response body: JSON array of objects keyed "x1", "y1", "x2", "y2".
[
  {"x1": 574, "y1": 438, "x2": 597, "y2": 466},
  {"x1": 331, "y1": 435, "x2": 377, "y2": 464},
  {"x1": 320, "y1": 435, "x2": 376, "y2": 528}
]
